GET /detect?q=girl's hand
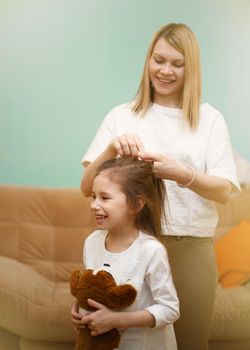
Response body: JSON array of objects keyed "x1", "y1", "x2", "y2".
[
  {"x1": 110, "y1": 133, "x2": 145, "y2": 158},
  {"x1": 70, "y1": 301, "x2": 82, "y2": 332},
  {"x1": 139, "y1": 152, "x2": 184, "y2": 180},
  {"x1": 81, "y1": 299, "x2": 116, "y2": 336},
  {"x1": 70, "y1": 301, "x2": 90, "y2": 332}
]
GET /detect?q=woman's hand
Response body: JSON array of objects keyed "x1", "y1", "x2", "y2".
[
  {"x1": 81, "y1": 299, "x2": 116, "y2": 336},
  {"x1": 139, "y1": 152, "x2": 232, "y2": 203},
  {"x1": 110, "y1": 133, "x2": 145, "y2": 158},
  {"x1": 139, "y1": 152, "x2": 184, "y2": 180},
  {"x1": 81, "y1": 133, "x2": 144, "y2": 197}
]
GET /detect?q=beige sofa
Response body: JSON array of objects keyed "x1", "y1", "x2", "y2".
[{"x1": 0, "y1": 180, "x2": 250, "y2": 350}]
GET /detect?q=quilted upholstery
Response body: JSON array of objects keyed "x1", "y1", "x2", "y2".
[
  {"x1": 0, "y1": 186, "x2": 95, "y2": 281},
  {"x1": 0, "y1": 185, "x2": 95, "y2": 349}
]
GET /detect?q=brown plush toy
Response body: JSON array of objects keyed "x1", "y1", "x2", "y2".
[{"x1": 70, "y1": 268, "x2": 137, "y2": 350}]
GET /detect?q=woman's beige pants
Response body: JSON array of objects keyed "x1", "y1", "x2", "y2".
[{"x1": 162, "y1": 236, "x2": 217, "y2": 350}]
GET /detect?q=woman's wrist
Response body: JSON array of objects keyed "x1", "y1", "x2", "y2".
[{"x1": 177, "y1": 166, "x2": 196, "y2": 188}]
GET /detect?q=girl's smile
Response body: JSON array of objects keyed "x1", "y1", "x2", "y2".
[{"x1": 94, "y1": 214, "x2": 108, "y2": 224}]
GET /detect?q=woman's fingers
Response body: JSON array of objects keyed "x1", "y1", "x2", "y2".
[
  {"x1": 113, "y1": 134, "x2": 145, "y2": 157},
  {"x1": 138, "y1": 151, "x2": 163, "y2": 162},
  {"x1": 113, "y1": 139, "x2": 124, "y2": 156},
  {"x1": 128, "y1": 134, "x2": 145, "y2": 156}
]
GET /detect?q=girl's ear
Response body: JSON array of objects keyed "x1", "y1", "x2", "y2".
[{"x1": 131, "y1": 195, "x2": 145, "y2": 214}]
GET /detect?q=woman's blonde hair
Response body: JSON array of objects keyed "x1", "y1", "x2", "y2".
[{"x1": 132, "y1": 23, "x2": 201, "y2": 129}]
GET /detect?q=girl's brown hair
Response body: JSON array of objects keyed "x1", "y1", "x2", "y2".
[
  {"x1": 96, "y1": 157, "x2": 167, "y2": 241},
  {"x1": 132, "y1": 23, "x2": 201, "y2": 129}
]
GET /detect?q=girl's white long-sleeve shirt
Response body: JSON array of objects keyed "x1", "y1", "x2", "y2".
[{"x1": 83, "y1": 230, "x2": 179, "y2": 350}]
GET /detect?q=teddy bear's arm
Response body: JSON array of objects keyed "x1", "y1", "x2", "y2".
[{"x1": 106, "y1": 284, "x2": 137, "y2": 309}]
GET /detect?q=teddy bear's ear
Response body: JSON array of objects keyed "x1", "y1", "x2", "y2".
[
  {"x1": 106, "y1": 284, "x2": 137, "y2": 308},
  {"x1": 70, "y1": 269, "x2": 81, "y2": 297}
]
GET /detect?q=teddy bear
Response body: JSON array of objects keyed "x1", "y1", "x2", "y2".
[{"x1": 70, "y1": 268, "x2": 137, "y2": 350}]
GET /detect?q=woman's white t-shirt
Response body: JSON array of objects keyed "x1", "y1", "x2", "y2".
[
  {"x1": 82, "y1": 102, "x2": 240, "y2": 237},
  {"x1": 83, "y1": 230, "x2": 179, "y2": 350}
]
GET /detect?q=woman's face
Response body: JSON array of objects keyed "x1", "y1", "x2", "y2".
[{"x1": 149, "y1": 37, "x2": 185, "y2": 108}]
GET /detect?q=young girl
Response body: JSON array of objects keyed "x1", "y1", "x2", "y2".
[
  {"x1": 72, "y1": 157, "x2": 179, "y2": 350},
  {"x1": 79, "y1": 23, "x2": 240, "y2": 349}
]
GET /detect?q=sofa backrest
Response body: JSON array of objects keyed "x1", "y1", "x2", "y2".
[
  {"x1": 1, "y1": 183, "x2": 249, "y2": 281},
  {"x1": 0, "y1": 185, "x2": 96, "y2": 282}
]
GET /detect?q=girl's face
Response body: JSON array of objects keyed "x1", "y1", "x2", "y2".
[
  {"x1": 149, "y1": 37, "x2": 185, "y2": 108},
  {"x1": 91, "y1": 173, "x2": 134, "y2": 233}
]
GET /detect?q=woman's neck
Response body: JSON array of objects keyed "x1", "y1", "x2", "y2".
[{"x1": 153, "y1": 92, "x2": 181, "y2": 108}]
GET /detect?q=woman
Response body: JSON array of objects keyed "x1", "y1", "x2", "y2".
[{"x1": 74, "y1": 23, "x2": 240, "y2": 350}]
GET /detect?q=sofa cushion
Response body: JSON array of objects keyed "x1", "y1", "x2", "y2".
[
  {"x1": 0, "y1": 257, "x2": 76, "y2": 342},
  {"x1": 210, "y1": 281, "x2": 250, "y2": 341},
  {"x1": 215, "y1": 220, "x2": 250, "y2": 287},
  {"x1": 19, "y1": 338, "x2": 74, "y2": 350},
  {"x1": 0, "y1": 328, "x2": 19, "y2": 350}
]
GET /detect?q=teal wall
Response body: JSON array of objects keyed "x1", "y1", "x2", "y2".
[{"x1": 1, "y1": 0, "x2": 250, "y2": 187}]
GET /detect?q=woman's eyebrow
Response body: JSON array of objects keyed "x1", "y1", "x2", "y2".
[
  {"x1": 153, "y1": 52, "x2": 184, "y2": 62},
  {"x1": 153, "y1": 52, "x2": 165, "y2": 58},
  {"x1": 174, "y1": 58, "x2": 185, "y2": 63}
]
